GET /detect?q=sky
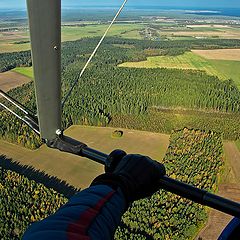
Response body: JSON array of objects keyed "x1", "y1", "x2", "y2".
[{"x1": 0, "y1": 0, "x2": 240, "y2": 9}]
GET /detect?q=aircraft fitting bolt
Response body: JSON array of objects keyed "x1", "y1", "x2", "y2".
[{"x1": 56, "y1": 129, "x2": 62, "y2": 135}]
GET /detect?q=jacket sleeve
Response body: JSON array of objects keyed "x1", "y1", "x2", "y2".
[
  {"x1": 23, "y1": 185, "x2": 127, "y2": 240},
  {"x1": 218, "y1": 217, "x2": 240, "y2": 240}
]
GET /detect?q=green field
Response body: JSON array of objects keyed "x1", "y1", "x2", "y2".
[
  {"x1": 0, "y1": 24, "x2": 144, "y2": 53},
  {"x1": 0, "y1": 31, "x2": 30, "y2": 53},
  {"x1": 12, "y1": 67, "x2": 34, "y2": 79},
  {"x1": 12, "y1": 54, "x2": 240, "y2": 89},
  {"x1": 119, "y1": 52, "x2": 240, "y2": 87},
  {"x1": 0, "y1": 42, "x2": 31, "y2": 53},
  {"x1": 208, "y1": 60, "x2": 240, "y2": 88},
  {"x1": 0, "y1": 125, "x2": 169, "y2": 189},
  {"x1": 62, "y1": 24, "x2": 143, "y2": 41}
]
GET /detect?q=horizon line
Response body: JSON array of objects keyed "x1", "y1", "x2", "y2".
[{"x1": 0, "y1": 5, "x2": 239, "y2": 10}]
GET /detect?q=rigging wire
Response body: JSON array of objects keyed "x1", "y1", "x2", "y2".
[
  {"x1": 61, "y1": 0, "x2": 128, "y2": 107},
  {"x1": 0, "y1": 102, "x2": 27, "y2": 125},
  {"x1": 0, "y1": 89, "x2": 36, "y2": 117},
  {"x1": 0, "y1": 102, "x2": 40, "y2": 135}
]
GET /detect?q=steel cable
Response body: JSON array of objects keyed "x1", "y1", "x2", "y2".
[{"x1": 61, "y1": 0, "x2": 128, "y2": 107}]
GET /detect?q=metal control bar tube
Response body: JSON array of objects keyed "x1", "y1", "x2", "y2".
[{"x1": 79, "y1": 145, "x2": 240, "y2": 218}]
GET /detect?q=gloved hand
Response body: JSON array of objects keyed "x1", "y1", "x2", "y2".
[{"x1": 91, "y1": 150, "x2": 166, "y2": 205}]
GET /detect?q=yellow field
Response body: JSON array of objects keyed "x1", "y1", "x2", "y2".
[
  {"x1": 192, "y1": 49, "x2": 240, "y2": 61},
  {"x1": 119, "y1": 51, "x2": 240, "y2": 88},
  {"x1": 119, "y1": 51, "x2": 226, "y2": 77},
  {"x1": 162, "y1": 25, "x2": 240, "y2": 39},
  {"x1": 0, "y1": 125, "x2": 169, "y2": 189}
]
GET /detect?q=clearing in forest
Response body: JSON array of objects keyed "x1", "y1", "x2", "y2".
[
  {"x1": 119, "y1": 51, "x2": 240, "y2": 88},
  {"x1": 0, "y1": 125, "x2": 169, "y2": 189},
  {"x1": 0, "y1": 71, "x2": 31, "y2": 92},
  {"x1": 12, "y1": 67, "x2": 34, "y2": 79},
  {"x1": 119, "y1": 52, "x2": 226, "y2": 77}
]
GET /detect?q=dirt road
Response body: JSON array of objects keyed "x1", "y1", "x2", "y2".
[
  {"x1": 196, "y1": 142, "x2": 240, "y2": 240},
  {"x1": 224, "y1": 142, "x2": 240, "y2": 182}
]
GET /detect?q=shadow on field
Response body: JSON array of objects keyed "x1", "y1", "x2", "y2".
[{"x1": 0, "y1": 155, "x2": 79, "y2": 198}]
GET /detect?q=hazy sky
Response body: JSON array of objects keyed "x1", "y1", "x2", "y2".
[{"x1": 0, "y1": 0, "x2": 239, "y2": 9}]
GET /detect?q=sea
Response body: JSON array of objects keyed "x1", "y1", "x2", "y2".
[{"x1": 0, "y1": 7, "x2": 240, "y2": 20}]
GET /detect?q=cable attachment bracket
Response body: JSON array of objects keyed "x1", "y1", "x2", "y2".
[
  {"x1": 0, "y1": 89, "x2": 40, "y2": 135},
  {"x1": 46, "y1": 135, "x2": 88, "y2": 156}
]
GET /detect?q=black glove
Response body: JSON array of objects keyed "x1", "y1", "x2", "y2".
[{"x1": 91, "y1": 150, "x2": 166, "y2": 205}]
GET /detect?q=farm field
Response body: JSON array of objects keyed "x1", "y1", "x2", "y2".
[
  {"x1": 0, "y1": 125, "x2": 169, "y2": 189},
  {"x1": 192, "y1": 49, "x2": 240, "y2": 61},
  {"x1": 12, "y1": 67, "x2": 34, "y2": 79},
  {"x1": 197, "y1": 142, "x2": 240, "y2": 239},
  {"x1": 0, "y1": 71, "x2": 31, "y2": 92},
  {"x1": 236, "y1": 140, "x2": 240, "y2": 152},
  {"x1": 2, "y1": 22, "x2": 240, "y2": 53},
  {"x1": 119, "y1": 51, "x2": 240, "y2": 88},
  {"x1": 0, "y1": 30, "x2": 30, "y2": 53},
  {"x1": 119, "y1": 51, "x2": 213, "y2": 70},
  {"x1": 162, "y1": 25, "x2": 240, "y2": 39},
  {"x1": 208, "y1": 59, "x2": 240, "y2": 88},
  {"x1": 61, "y1": 24, "x2": 144, "y2": 41},
  {"x1": 0, "y1": 23, "x2": 144, "y2": 53}
]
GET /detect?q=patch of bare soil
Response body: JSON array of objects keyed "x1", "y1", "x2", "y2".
[{"x1": 0, "y1": 71, "x2": 31, "y2": 92}]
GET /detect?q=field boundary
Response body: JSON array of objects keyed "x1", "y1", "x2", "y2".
[{"x1": 196, "y1": 142, "x2": 240, "y2": 239}]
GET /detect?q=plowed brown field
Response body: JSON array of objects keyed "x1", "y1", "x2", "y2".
[{"x1": 0, "y1": 71, "x2": 31, "y2": 92}]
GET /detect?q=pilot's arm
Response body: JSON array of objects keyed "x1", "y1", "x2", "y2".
[{"x1": 23, "y1": 150, "x2": 166, "y2": 240}]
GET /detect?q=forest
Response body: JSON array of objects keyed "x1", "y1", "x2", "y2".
[
  {"x1": 0, "y1": 168, "x2": 68, "y2": 239},
  {"x1": 115, "y1": 128, "x2": 223, "y2": 239},
  {"x1": 0, "y1": 37, "x2": 240, "y2": 148},
  {"x1": 110, "y1": 108, "x2": 240, "y2": 141},
  {"x1": 0, "y1": 128, "x2": 223, "y2": 239}
]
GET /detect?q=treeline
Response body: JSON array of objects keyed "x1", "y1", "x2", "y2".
[
  {"x1": 2, "y1": 37, "x2": 240, "y2": 72},
  {"x1": 115, "y1": 128, "x2": 223, "y2": 239},
  {"x1": 60, "y1": 63, "x2": 240, "y2": 130},
  {"x1": 0, "y1": 51, "x2": 31, "y2": 72},
  {"x1": 110, "y1": 108, "x2": 240, "y2": 141},
  {"x1": 104, "y1": 37, "x2": 240, "y2": 50},
  {"x1": 0, "y1": 167, "x2": 67, "y2": 239}
]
